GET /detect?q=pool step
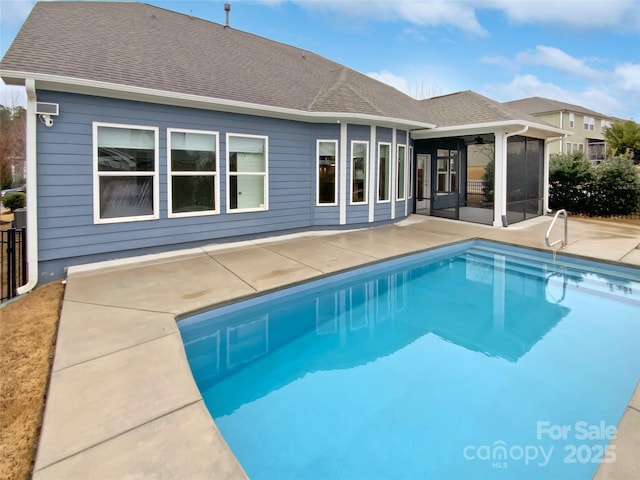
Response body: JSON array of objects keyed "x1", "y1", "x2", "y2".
[{"x1": 463, "y1": 246, "x2": 639, "y2": 303}]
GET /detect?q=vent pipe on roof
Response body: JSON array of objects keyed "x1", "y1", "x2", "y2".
[{"x1": 224, "y1": 3, "x2": 231, "y2": 27}]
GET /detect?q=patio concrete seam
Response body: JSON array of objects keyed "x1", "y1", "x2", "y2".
[
  {"x1": 51, "y1": 329, "x2": 179, "y2": 374},
  {"x1": 33, "y1": 399, "x2": 203, "y2": 474},
  {"x1": 61, "y1": 298, "x2": 178, "y2": 316},
  {"x1": 203, "y1": 251, "x2": 260, "y2": 292},
  {"x1": 259, "y1": 241, "x2": 357, "y2": 274}
]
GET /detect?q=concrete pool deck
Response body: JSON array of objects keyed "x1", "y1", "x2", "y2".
[{"x1": 32, "y1": 215, "x2": 640, "y2": 479}]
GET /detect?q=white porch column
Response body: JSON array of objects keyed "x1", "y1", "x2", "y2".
[
  {"x1": 493, "y1": 129, "x2": 507, "y2": 227},
  {"x1": 391, "y1": 128, "x2": 397, "y2": 220},
  {"x1": 339, "y1": 122, "x2": 348, "y2": 225},
  {"x1": 368, "y1": 125, "x2": 376, "y2": 223}
]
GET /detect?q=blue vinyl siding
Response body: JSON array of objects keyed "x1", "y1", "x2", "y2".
[{"x1": 34, "y1": 91, "x2": 410, "y2": 279}]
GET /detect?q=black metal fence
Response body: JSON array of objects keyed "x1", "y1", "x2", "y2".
[
  {"x1": 466, "y1": 180, "x2": 487, "y2": 207},
  {"x1": 1, "y1": 227, "x2": 27, "y2": 303}
]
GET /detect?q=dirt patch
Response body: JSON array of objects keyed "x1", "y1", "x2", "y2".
[{"x1": 0, "y1": 282, "x2": 65, "y2": 480}]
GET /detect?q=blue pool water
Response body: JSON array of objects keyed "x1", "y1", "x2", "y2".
[{"x1": 179, "y1": 241, "x2": 640, "y2": 479}]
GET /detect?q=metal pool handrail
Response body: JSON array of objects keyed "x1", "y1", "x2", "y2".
[{"x1": 546, "y1": 209, "x2": 568, "y2": 248}]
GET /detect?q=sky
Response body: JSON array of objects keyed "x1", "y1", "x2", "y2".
[{"x1": 1, "y1": 0, "x2": 639, "y2": 119}]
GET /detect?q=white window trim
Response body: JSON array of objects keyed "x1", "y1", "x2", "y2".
[
  {"x1": 225, "y1": 133, "x2": 269, "y2": 213},
  {"x1": 93, "y1": 121, "x2": 159, "y2": 224},
  {"x1": 377, "y1": 142, "x2": 391, "y2": 204},
  {"x1": 569, "y1": 113, "x2": 575, "y2": 129},
  {"x1": 316, "y1": 139, "x2": 338, "y2": 206},
  {"x1": 350, "y1": 140, "x2": 369, "y2": 205},
  {"x1": 167, "y1": 128, "x2": 220, "y2": 218},
  {"x1": 396, "y1": 144, "x2": 407, "y2": 201}
]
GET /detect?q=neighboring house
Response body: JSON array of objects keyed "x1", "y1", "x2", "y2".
[
  {"x1": 0, "y1": 2, "x2": 569, "y2": 287},
  {"x1": 504, "y1": 97, "x2": 614, "y2": 164}
]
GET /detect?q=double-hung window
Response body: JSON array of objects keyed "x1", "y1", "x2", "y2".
[
  {"x1": 377, "y1": 143, "x2": 391, "y2": 202},
  {"x1": 227, "y1": 134, "x2": 268, "y2": 212},
  {"x1": 317, "y1": 140, "x2": 337, "y2": 205},
  {"x1": 569, "y1": 113, "x2": 575, "y2": 128},
  {"x1": 93, "y1": 122, "x2": 158, "y2": 223},
  {"x1": 397, "y1": 144, "x2": 406, "y2": 200},
  {"x1": 168, "y1": 129, "x2": 219, "y2": 217},
  {"x1": 351, "y1": 141, "x2": 368, "y2": 204}
]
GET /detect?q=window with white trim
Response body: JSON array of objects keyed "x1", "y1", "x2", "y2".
[
  {"x1": 569, "y1": 113, "x2": 575, "y2": 128},
  {"x1": 377, "y1": 143, "x2": 391, "y2": 202},
  {"x1": 94, "y1": 122, "x2": 158, "y2": 223},
  {"x1": 584, "y1": 116, "x2": 595, "y2": 130},
  {"x1": 351, "y1": 141, "x2": 368, "y2": 204},
  {"x1": 317, "y1": 140, "x2": 337, "y2": 205},
  {"x1": 168, "y1": 129, "x2": 219, "y2": 217},
  {"x1": 397, "y1": 144, "x2": 406, "y2": 200},
  {"x1": 227, "y1": 134, "x2": 268, "y2": 212}
]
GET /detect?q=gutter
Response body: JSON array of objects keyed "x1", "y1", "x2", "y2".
[
  {"x1": 504, "y1": 124, "x2": 529, "y2": 140},
  {"x1": 411, "y1": 120, "x2": 570, "y2": 139},
  {"x1": 16, "y1": 79, "x2": 38, "y2": 295},
  {"x1": 0, "y1": 70, "x2": 437, "y2": 130}
]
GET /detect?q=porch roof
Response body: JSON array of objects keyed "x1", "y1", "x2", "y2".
[{"x1": 413, "y1": 91, "x2": 571, "y2": 139}]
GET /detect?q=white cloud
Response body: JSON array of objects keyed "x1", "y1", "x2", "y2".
[
  {"x1": 398, "y1": 27, "x2": 427, "y2": 42},
  {"x1": 485, "y1": 0, "x2": 640, "y2": 32},
  {"x1": 613, "y1": 63, "x2": 640, "y2": 92},
  {"x1": 289, "y1": 1, "x2": 487, "y2": 36},
  {"x1": 483, "y1": 74, "x2": 630, "y2": 119},
  {"x1": 0, "y1": 0, "x2": 34, "y2": 26},
  {"x1": 516, "y1": 46, "x2": 602, "y2": 80},
  {"x1": 480, "y1": 54, "x2": 518, "y2": 71},
  {"x1": 259, "y1": 1, "x2": 640, "y2": 34},
  {"x1": 366, "y1": 70, "x2": 411, "y2": 95},
  {"x1": 483, "y1": 46, "x2": 640, "y2": 119}
]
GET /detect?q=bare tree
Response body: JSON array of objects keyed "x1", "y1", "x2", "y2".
[
  {"x1": 408, "y1": 81, "x2": 443, "y2": 100},
  {"x1": 0, "y1": 92, "x2": 26, "y2": 189}
]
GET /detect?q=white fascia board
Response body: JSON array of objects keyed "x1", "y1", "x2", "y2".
[
  {"x1": 0, "y1": 70, "x2": 436, "y2": 130},
  {"x1": 411, "y1": 120, "x2": 571, "y2": 140}
]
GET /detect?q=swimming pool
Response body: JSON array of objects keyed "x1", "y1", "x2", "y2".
[{"x1": 179, "y1": 240, "x2": 640, "y2": 479}]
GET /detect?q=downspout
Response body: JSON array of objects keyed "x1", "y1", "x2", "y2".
[
  {"x1": 17, "y1": 79, "x2": 38, "y2": 295},
  {"x1": 497, "y1": 125, "x2": 529, "y2": 227},
  {"x1": 544, "y1": 136, "x2": 565, "y2": 213}
]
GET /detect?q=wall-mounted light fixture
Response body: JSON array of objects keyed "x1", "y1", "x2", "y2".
[{"x1": 35, "y1": 102, "x2": 59, "y2": 127}]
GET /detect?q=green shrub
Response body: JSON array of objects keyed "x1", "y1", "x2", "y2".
[
  {"x1": 2, "y1": 192, "x2": 26, "y2": 212},
  {"x1": 591, "y1": 156, "x2": 640, "y2": 215},
  {"x1": 549, "y1": 152, "x2": 594, "y2": 213}
]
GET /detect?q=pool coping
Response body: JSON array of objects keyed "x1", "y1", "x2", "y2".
[{"x1": 31, "y1": 215, "x2": 640, "y2": 479}]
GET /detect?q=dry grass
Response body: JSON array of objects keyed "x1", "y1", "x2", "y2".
[{"x1": 0, "y1": 282, "x2": 65, "y2": 480}]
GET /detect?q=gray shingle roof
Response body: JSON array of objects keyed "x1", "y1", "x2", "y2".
[
  {"x1": 503, "y1": 96, "x2": 607, "y2": 118},
  {"x1": 0, "y1": 2, "x2": 566, "y2": 134},
  {"x1": 420, "y1": 90, "x2": 556, "y2": 128},
  {"x1": 0, "y1": 1, "x2": 430, "y2": 124}
]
